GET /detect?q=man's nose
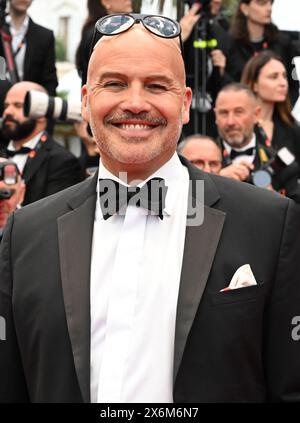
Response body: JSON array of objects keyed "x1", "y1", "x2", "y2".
[
  {"x1": 3, "y1": 105, "x2": 14, "y2": 117},
  {"x1": 119, "y1": 85, "x2": 151, "y2": 114},
  {"x1": 203, "y1": 162, "x2": 212, "y2": 173},
  {"x1": 226, "y1": 112, "x2": 238, "y2": 126}
]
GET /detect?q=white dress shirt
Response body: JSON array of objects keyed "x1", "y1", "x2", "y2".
[
  {"x1": 90, "y1": 153, "x2": 189, "y2": 403},
  {"x1": 223, "y1": 135, "x2": 257, "y2": 164},
  {"x1": 7, "y1": 131, "x2": 43, "y2": 174},
  {"x1": 7, "y1": 15, "x2": 29, "y2": 81}
]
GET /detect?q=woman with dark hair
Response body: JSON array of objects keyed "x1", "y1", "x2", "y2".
[
  {"x1": 241, "y1": 50, "x2": 300, "y2": 199},
  {"x1": 227, "y1": 0, "x2": 297, "y2": 104},
  {"x1": 76, "y1": 0, "x2": 133, "y2": 83}
]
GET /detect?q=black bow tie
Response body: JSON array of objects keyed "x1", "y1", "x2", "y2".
[
  {"x1": 99, "y1": 177, "x2": 168, "y2": 220},
  {"x1": 230, "y1": 147, "x2": 255, "y2": 160},
  {"x1": 6, "y1": 147, "x2": 32, "y2": 157}
]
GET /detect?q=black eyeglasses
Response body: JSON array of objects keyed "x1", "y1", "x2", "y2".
[
  {"x1": 89, "y1": 13, "x2": 183, "y2": 60},
  {"x1": 0, "y1": 161, "x2": 20, "y2": 185}
]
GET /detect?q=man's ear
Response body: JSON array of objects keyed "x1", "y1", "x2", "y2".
[
  {"x1": 81, "y1": 84, "x2": 89, "y2": 123},
  {"x1": 254, "y1": 104, "x2": 262, "y2": 124},
  {"x1": 182, "y1": 87, "x2": 193, "y2": 124}
]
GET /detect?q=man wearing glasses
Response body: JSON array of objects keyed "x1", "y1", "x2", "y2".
[
  {"x1": 0, "y1": 159, "x2": 25, "y2": 241},
  {"x1": 0, "y1": 14, "x2": 300, "y2": 403}
]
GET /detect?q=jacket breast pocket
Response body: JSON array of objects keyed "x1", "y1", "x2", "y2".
[{"x1": 210, "y1": 282, "x2": 268, "y2": 306}]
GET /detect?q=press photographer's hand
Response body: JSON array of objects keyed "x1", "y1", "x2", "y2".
[
  {"x1": 220, "y1": 161, "x2": 254, "y2": 182},
  {"x1": 180, "y1": 2, "x2": 201, "y2": 43},
  {"x1": 211, "y1": 49, "x2": 226, "y2": 75}
]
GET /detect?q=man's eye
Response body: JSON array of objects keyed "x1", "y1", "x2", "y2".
[
  {"x1": 147, "y1": 84, "x2": 167, "y2": 91},
  {"x1": 103, "y1": 81, "x2": 125, "y2": 88}
]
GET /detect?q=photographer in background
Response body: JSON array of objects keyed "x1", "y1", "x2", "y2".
[
  {"x1": 215, "y1": 83, "x2": 300, "y2": 202},
  {"x1": 180, "y1": 0, "x2": 230, "y2": 137},
  {"x1": 0, "y1": 0, "x2": 58, "y2": 95},
  {"x1": 1, "y1": 81, "x2": 83, "y2": 205},
  {"x1": 0, "y1": 157, "x2": 25, "y2": 241},
  {"x1": 207, "y1": 0, "x2": 230, "y2": 31},
  {"x1": 227, "y1": 0, "x2": 298, "y2": 105}
]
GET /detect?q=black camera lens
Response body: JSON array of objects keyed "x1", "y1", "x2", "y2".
[{"x1": 0, "y1": 188, "x2": 15, "y2": 200}]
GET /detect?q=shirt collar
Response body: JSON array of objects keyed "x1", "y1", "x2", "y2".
[
  {"x1": 223, "y1": 134, "x2": 256, "y2": 155},
  {"x1": 96, "y1": 152, "x2": 187, "y2": 221},
  {"x1": 7, "y1": 131, "x2": 44, "y2": 152},
  {"x1": 8, "y1": 14, "x2": 29, "y2": 34}
]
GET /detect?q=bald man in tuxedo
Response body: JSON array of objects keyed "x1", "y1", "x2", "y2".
[{"x1": 1, "y1": 16, "x2": 300, "y2": 403}]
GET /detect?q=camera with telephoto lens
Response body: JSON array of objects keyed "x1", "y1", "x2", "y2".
[
  {"x1": 250, "y1": 147, "x2": 300, "y2": 190},
  {"x1": 0, "y1": 161, "x2": 19, "y2": 200},
  {"x1": 24, "y1": 90, "x2": 82, "y2": 123}
]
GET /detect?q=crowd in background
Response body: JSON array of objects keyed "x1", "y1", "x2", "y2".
[{"x1": 1, "y1": 0, "x2": 300, "y2": 237}]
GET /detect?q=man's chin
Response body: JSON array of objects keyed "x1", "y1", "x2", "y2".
[{"x1": 226, "y1": 137, "x2": 244, "y2": 147}]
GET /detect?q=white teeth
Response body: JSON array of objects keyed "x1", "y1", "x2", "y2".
[{"x1": 118, "y1": 124, "x2": 152, "y2": 130}]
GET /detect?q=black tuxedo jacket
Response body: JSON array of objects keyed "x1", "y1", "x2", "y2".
[
  {"x1": 20, "y1": 134, "x2": 83, "y2": 205},
  {"x1": 1, "y1": 158, "x2": 300, "y2": 402},
  {"x1": 0, "y1": 18, "x2": 58, "y2": 95}
]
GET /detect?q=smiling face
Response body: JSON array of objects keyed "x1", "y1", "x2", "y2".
[
  {"x1": 82, "y1": 26, "x2": 192, "y2": 180},
  {"x1": 253, "y1": 59, "x2": 288, "y2": 103}
]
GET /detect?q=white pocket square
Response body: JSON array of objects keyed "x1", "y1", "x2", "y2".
[{"x1": 220, "y1": 264, "x2": 257, "y2": 292}]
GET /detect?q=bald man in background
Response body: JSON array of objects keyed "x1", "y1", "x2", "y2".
[
  {"x1": 179, "y1": 135, "x2": 222, "y2": 174},
  {"x1": 0, "y1": 15, "x2": 300, "y2": 403},
  {"x1": 1, "y1": 81, "x2": 83, "y2": 204}
]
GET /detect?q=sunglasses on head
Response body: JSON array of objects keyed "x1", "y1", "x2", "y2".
[{"x1": 88, "y1": 13, "x2": 183, "y2": 62}]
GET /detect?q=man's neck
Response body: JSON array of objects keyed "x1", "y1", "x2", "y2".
[
  {"x1": 247, "y1": 20, "x2": 264, "y2": 42},
  {"x1": 10, "y1": 9, "x2": 27, "y2": 30},
  {"x1": 101, "y1": 151, "x2": 175, "y2": 185}
]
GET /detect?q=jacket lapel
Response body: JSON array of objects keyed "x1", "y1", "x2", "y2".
[
  {"x1": 23, "y1": 18, "x2": 34, "y2": 79},
  {"x1": 22, "y1": 138, "x2": 50, "y2": 183},
  {"x1": 173, "y1": 159, "x2": 226, "y2": 382},
  {"x1": 57, "y1": 174, "x2": 97, "y2": 403}
]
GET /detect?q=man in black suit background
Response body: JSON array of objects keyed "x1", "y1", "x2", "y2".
[
  {"x1": 0, "y1": 0, "x2": 58, "y2": 95},
  {"x1": 0, "y1": 15, "x2": 300, "y2": 403},
  {"x1": 215, "y1": 83, "x2": 300, "y2": 202},
  {"x1": 1, "y1": 80, "x2": 83, "y2": 205}
]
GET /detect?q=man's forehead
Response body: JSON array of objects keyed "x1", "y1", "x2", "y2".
[
  {"x1": 217, "y1": 91, "x2": 255, "y2": 107},
  {"x1": 91, "y1": 25, "x2": 182, "y2": 63}
]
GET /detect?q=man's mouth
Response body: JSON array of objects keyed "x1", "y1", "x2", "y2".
[
  {"x1": 114, "y1": 123, "x2": 157, "y2": 130},
  {"x1": 3, "y1": 120, "x2": 17, "y2": 127},
  {"x1": 109, "y1": 119, "x2": 161, "y2": 135}
]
